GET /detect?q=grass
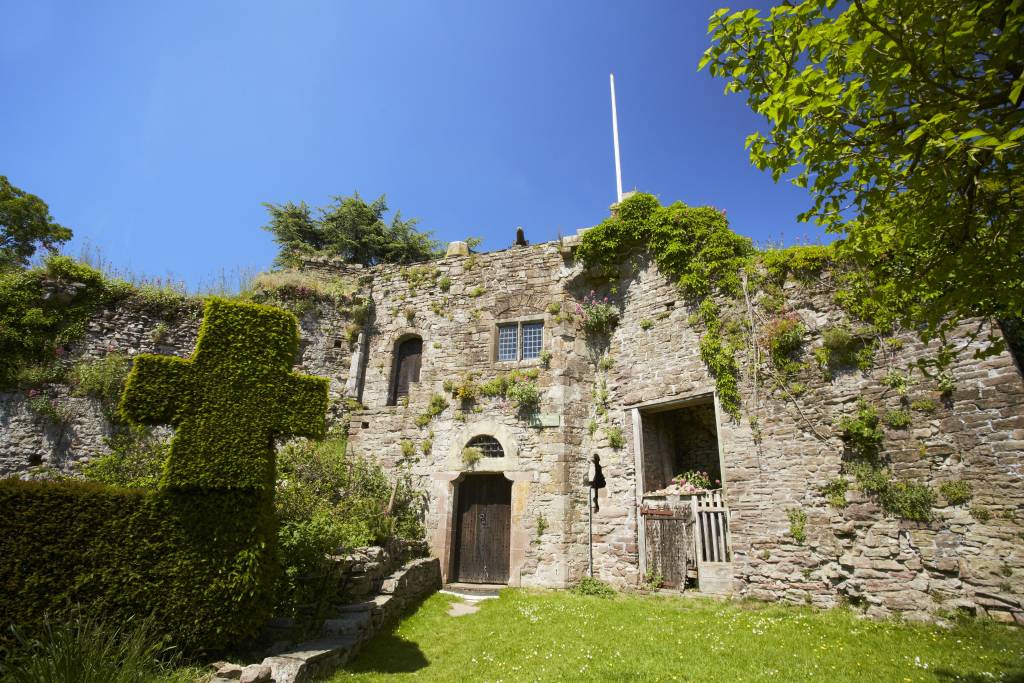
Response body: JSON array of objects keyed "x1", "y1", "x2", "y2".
[
  {"x1": 331, "y1": 590, "x2": 1024, "y2": 682},
  {"x1": 2, "y1": 612, "x2": 203, "y2": 683}
]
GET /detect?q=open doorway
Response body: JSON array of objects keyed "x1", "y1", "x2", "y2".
[
  {"x1": 640, "y1": 398, "x2": 722, "y2": 495},
  {"x1": 637, "y1": 395, "x2": 732, "y2": 593}
]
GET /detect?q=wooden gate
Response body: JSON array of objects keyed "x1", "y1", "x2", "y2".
[
  {"x1": 641, "y1": 504, "x2": 692, "y2": 588},
  {"x1": 694, "y1": 490, "x2": 730, "y2": 563},
  {"x1": 453, "y1": 474, "x2": 512, "y2": 583}
]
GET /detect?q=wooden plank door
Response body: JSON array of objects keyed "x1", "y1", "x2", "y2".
[
  {"x1": 454, "y1": 474, "x2": 512, "y2": 583},
  {"x1": 641, "y1": 505, "x2": 692, "y2": 588},
  {"x1": 390, "y1": 337, "x2": 422, "y2": 404}
]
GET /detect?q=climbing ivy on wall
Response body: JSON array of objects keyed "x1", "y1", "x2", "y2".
[{"x1": 576, "y1": 193, "x2": 753, "y2": 416}]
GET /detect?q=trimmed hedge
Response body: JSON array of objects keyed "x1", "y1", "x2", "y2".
[
  {"x1": 1, "y1": 298, "x2": 329, "y2": 655},
  {"x1": 120, "y1": 298, "x2": 329, "y2": 491},
  {"x1": 0, "y1": 479, "x2": 277, "y2": 654}
]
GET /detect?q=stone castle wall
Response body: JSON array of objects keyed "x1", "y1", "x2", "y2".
[{"x1": 1, "y1": 237, "x2": 1021, "y2": 623}]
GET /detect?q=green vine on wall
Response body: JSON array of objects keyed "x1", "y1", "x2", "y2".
[{"x1": 576, "y1": 193, "x2": 753, "y2": 417}]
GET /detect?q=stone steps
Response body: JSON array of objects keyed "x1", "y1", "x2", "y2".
[{"x1": 212, "y1": 556, "x2": 441, "y2": 683}]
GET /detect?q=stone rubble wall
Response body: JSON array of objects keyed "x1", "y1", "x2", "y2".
[
  {"x1": 595, "y1": 257, "x2": 1024, "y2": 624},
  {"x1": 0, "y1": 296, "x2": 358, "y2": 478},
  {"x1": 2, "y1": 238, "x2": 1022, "y2": 624}
]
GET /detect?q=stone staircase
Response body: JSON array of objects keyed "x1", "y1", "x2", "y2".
[{"x1": 212, "y1": 556, "x2": 441, "y2": 683}]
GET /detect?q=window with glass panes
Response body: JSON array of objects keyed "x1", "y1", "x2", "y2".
[{"x1": 496, "y1": 321, "x2": 544, "y2": 361}]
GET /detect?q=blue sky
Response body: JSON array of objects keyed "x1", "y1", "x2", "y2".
[{"x1": 1, "y1": 0, "x2": 817, "y2": 289}]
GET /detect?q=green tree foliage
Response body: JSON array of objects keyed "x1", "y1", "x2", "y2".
[
  {"x1": 262, "y1": 192, "x2": 441, "y2": 268},
  {"x1": 0, "y1": 176, "x2": 72, "y2": 271},
  {"x1": 701, "y1": 1, "x2": 1024, "y2": 342}
]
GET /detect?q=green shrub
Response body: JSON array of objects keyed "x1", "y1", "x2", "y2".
[
  {"x1": 3, "y1": 612, "x2": 199, "y2": 683},
  {"x1": 576, "y1": 292, "x2": 619, "y2": 336},
  {"x1": 764, "y1": 315, "x2": 806, "y2": 371},
  {"x1": 462, "y1": 447, "x2": 482, "y2": 467},
  {"x1": 847, "y1": 463, "x2": 935, "y2": 521},
  {"x1": 910, "y1": 399, "x2": 938, "y2": 412},
  {"x1": 572, "y1": 577, "x2": 616, "y2": 597},
  {"x1": 761, "y1": 244, "x2": 833, "y2": 284},
  {"x1": 787, "y1": 508, "x2": 807, "y2": 543},
  {"x1": 275, "y1": 435, "x2": 423, "y2": 629},
  {"x1": 885, "y1": 409, "x2": 912, "y2": 429},
  {"x1": 883, "y1": 370, "x2": 910, "y2": 396},
  {"x1": 25, "y1": 394, "x2": 70, "y2": 426},
  {"x1": 940, "y1": 480, "x2": 973, "y2": 506},
  {"x1": 838, "y1": 399, "x2": 885, "y2": 459},
  {"x1": 606, "y1": 425, "x2": 625, "y2": 450},
  {"x1": 640, "y1": 318, "x2": 654, "y2": 330},
  {"x1": 416, "y1": 393, "x2": 450, "y2": 428},
  {"x1": 438, "y1": 276, "x2": 451, "y2": 292},
  {"x1": 539, "y1": 349, "x2": 552, "y2": 367},
  {"x1": 468, "y1": 285, "x2": 486, "y2": 298},
  {"x1": 70, "y1": 353, "x2": 132, "y2": 412},
  {"x1": 400, "y1": 439, "x2": 416, "y2": 459},
  {"x1": 120, "y1": 298, "x2": 329, "y2": 491},
  {"x1": 0, "y1": 256, "x2": 108, "y2": 389},
  {"x1": 81, "y1": 426, "x2": 169, "y2": 490},
  {"x1": 449, "y1": 376, "x2": 479, "y2": 402},
  {"x1": 821, "y1": 478, "x2": 849, "y2": 507},
  {"x1": 878, "y1": 480, "x2": 935, "y2": 522},
  {"x1": 815, "y1": 325, "x2": 872, "y2": 378},
  {"x1": 506, "y1": 378, "x2": 540, "y2": 412},
  {"x1": 972, "y1": 506, "x2": 992, "y2": 522}
]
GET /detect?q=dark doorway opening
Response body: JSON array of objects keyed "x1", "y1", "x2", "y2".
[
  {"x1": 452, "y1": 474, "x2": 512, "y2": 584},
  {"x1": 388, "y1": 336, "x2": 422, "y2": 405},
  {"x1": 640, "y1": 399, "x2": 722, "y2": 494}
]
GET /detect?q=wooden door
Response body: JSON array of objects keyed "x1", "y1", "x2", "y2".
[
  {"x1": 454, "y1": 474, "x2": 512, "y2": 583},
  {"x1": 642, "y1": 504, "x2": 692, "y2": 588},
  {"x1": 390, "y1": 337, "x2": 422, "y2": 404}
]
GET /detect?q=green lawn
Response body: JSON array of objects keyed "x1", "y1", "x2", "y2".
[{"x1": 330, "y1": 590, "x2": 1024, "y2": 682}]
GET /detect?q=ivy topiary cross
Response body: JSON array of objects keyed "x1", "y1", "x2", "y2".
[{"x1": 120, "y1": 298, "x2": 328, "y2": 491}]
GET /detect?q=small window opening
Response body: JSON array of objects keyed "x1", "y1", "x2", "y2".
[
  {"x1": 466, "y1": 435, "x2": 504, "y2": 458},
  {"x1": 640, "y1": 400, "x2": 721, "y2": 494},
  {"x1": 333, "y1": 338, "x2": 343, "y2": 349}
]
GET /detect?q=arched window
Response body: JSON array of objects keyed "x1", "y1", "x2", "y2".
[
  {"x1": 388, "y1": 336, "x2": 422, "y2": 405},
  {"x1": 466, "y1": 435, "x2": 504, "y2": 458}
]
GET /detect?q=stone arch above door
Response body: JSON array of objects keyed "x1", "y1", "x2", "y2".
[{"x1": 447, "y1": 420, "x2": 519, "y2": 471}]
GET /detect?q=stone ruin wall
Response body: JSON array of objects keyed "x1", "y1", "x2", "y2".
[
  {"x1": 0, "y1": 293, "x2": 359, "y2": 477},
  {"x1": 1, "y1": 237, "x2": 1022, "y2": 624}
]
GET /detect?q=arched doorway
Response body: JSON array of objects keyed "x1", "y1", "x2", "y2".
[
  {"x1": 452, "y1": 474, "x2": 512, "y2": 584},
  {"x1": 388, "y1": 336, "x2": 422, "y2": 405}
]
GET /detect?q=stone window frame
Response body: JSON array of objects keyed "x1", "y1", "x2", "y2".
[{"x1": 492, "y1": 315, "x2": 546, "y2": 367}]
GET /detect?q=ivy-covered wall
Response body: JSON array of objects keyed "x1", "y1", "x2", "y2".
[{"x1": 2, "y1": 197, "x2": 1022, "y2": 625}]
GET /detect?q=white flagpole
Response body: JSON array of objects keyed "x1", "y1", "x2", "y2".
[{"x1": 610, "y1": 73, "x2": 623, "y2": 203}]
